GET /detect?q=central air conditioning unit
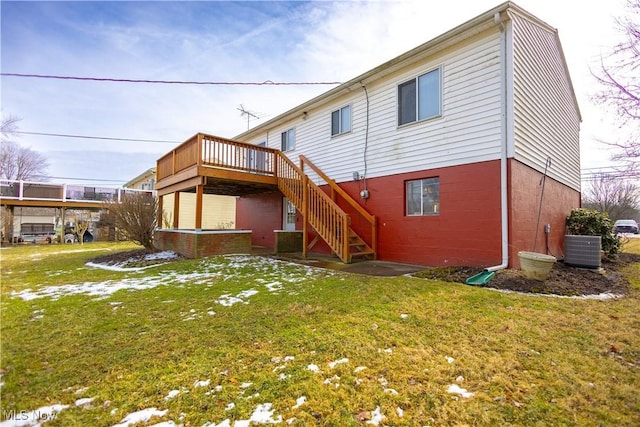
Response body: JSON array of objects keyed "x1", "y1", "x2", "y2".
[{"x1": 563, "y1": 235, "x2": 601, "y2": 269}]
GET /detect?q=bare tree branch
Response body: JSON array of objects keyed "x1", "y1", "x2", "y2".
[{"x1": 591, "y1": 0, "x2": 640, "y2": 168}]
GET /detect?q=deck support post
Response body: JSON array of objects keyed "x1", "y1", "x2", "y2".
[
  {"x1": 195, "y1": 184, "x2": 203, "y2": 229},
  {"x1": 157, "y1": 195, "x2": 164, "y2": 229},
  {"x1": 172, "y1": 192, "x2": 180, "y2": 229}
]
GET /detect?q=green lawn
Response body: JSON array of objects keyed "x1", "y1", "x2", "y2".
[{"x1": 1, "y1": 241, "x2": 639, "y2": 426}]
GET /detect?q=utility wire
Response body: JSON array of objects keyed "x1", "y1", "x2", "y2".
[
  {"x1": 1, "y1": 73, "x2": 342, "y2": 86},
  {"x1": 16, "y1": 131, "x2": 180, "y2": 144}
]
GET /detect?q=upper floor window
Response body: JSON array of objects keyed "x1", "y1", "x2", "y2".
[
  {"x1": 406, "y1": 177, "x2": 440, "y2": 216},
  {"x1": 281, "y1": 128, "x2": 295, "y2": 151},
  {"x1": 331, "y1": 105, "x2": 351, "y2": 136},
  {"x1": 398, "y1": 67, "x2": 441, "y2": 126}
]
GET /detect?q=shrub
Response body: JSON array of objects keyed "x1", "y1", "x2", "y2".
[{"x1": 565, "y1": 208, "x2": 621, "y2": 258}]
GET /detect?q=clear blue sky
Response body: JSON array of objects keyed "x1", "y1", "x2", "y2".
[{"x1": 1, "y1": 0, "x2": 628, "y2": 186}]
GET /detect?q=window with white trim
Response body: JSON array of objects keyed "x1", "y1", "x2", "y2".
[
  {"x1": 398, "y1": 67, "x2": 441, "y2": 126},
  {"x1": 331, "y1": 105, "x2": 351, "y2": 136},
  {"x1": 406, "y1": 177, "x2": 440, "y2": 216},
  {"x1": 281, "y1": 128, "x2": 295, "y2": 151}
]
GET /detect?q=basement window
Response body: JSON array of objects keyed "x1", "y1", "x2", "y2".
[{"x1": 406, "y1": 177, "x2": 440, "y2": 216}]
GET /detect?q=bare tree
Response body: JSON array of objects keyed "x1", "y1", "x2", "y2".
[
  {"x1": 105, "y1": 192, "x2": 158, "y2": 252},
  {"x1": 0, "y1": 114, "x2": 49, "y2": 181},
  {"x1": 1, "y1": 114, "x2": 21, "y2": 141},
  {"x1": 592, "y1": 0, "x2": 640, "y2": 169},
  {"x1": 583, "y1": 173, "x2": 640, "y2": 220}
]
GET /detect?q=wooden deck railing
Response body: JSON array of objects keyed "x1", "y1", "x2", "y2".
[{"x1": 157, "y1": 133, "x2": 276, "y2": 181}]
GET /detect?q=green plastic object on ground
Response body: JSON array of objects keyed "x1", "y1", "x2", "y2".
[{"x1": 465, "y1": 270, "x2": 495, "y2": 286}]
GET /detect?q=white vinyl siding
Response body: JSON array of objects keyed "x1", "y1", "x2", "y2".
[
  {"x1": 240, "y1": 29, "x2": 504, "y2": 184},
  {"x1": 510, "y1": 12, "x2": 581, "y2": 191}
]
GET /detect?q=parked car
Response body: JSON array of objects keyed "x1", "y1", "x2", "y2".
[{"x1": 613, "y1": 219, "x2": 639, "y2": 234}]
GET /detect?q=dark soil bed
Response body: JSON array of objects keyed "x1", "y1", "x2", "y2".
[
  {"x1": 414, "y1": 252, "x2": 640, "y2": 296},
  {"x1": 89, "y1": 249, "x2": 185, "y2": 269}
]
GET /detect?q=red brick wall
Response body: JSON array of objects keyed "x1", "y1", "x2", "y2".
[
  {"x1": 318, "y1": 160, "x2": 503, "y2": 267},
  {"x1": 236, "y1": 192, "x2": 282, "y2": 250},
  {"x1": 508, "y1": 159, "x2": 581, "y2": 268},
  {"x1": 154, "y1": 230, "x2": 251, "y2": 258}
]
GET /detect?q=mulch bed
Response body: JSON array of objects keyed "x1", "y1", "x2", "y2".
[{"x1": 414, "y1": 252, "x2": 640, "y2": 296}]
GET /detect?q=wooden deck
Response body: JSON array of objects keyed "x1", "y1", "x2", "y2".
[
  {"x1": 156, "y1": 133, "x2": 278, "y2": 196},
  {"x1": 156, "y1": 132, "x2": 377, "y2": 263}
]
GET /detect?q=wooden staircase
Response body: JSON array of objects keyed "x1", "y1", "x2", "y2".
[{"x1": 275, "y1": 152, "x2": 376, "y2": 263}]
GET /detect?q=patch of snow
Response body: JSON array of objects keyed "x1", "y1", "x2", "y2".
[
  {"x1": 112, "y1": 408, "x2": 168, "y2": 427},
  {"x1": 447, "y1": 384, "x2": 475, "y2": 398},
  {"x1": 240, "y1": 382, "x2": 253, "y2": 389},
  {"x1": 292, "y1": 396, "x2": 306, "y2": 409},
  {"x1": 354, "y1": 366, "x2": 367, "y2": 373},
  {"x1": 445, "y1": 356, "x2": 455, "y2": 364},
  {"x1": 493, "y1": 288, "x2": 623, "y2": 300},
  {"x1": 324, "y1": 375, "x2": 341, "y2": 387},
  {"x1": 400, "y1": 313, "x2": 408, "y2": 319},
  {"x1": 0, "y1": 404, "x2": 68, "y2": 427},
  {"x1": 307, "y1": 364, "x2": 320, "y2": 373},
  {"x1": 396, "y1": 407, "x2": 404, "y2": 417},
  {"x1": 224, "y1": 403, "x2": 235, "y2": 411},
  {"x1": 194, "y1": 379, "x2": 210, "y2": 388},
  {"x1": 248, "y1": 403, "x2": 282, "y2": 424},
  {"x1": 165, "y1": 390, "x2": 180, "y2": 400},
  {"x1": 75, "y1": 397, "x2": 95, "y2": 407},
  {"x1": 366, "y1": 406, "x2": 385, "y2": 425},
  {"x1": 328, "y1": 358, "x2": 349, "y2": 369},
  {"x1": 384, "y1": 388, "x2": 399, "y2": 395},
  {"x1": 216, "y1": 289, "x2": 258, "y2": 306},
  {"x1": 148, "y1": 422, "x2": 181, "y2": 427}
]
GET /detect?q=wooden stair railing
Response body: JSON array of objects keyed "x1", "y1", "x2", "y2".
[
  {"x1": 276, "y1": 153, "x2": 351, "y2": 263},
  {"x1": 299, "y1": 155, "x2": 377, "y2": 261}
]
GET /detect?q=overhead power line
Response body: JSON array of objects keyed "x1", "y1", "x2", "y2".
[
  {"x1": 17, "y1": 131, "x2": 180, "y2": 144},
  {"x1": 1, "y1": 73, "x2": 342, "y2": 86}
]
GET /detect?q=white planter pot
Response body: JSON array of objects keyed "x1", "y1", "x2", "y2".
[{"x1": 518, "y1": 251, "x2": 556, "y2": 281}]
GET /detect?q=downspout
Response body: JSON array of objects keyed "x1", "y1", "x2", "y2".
[{"x1": 486, "y1": 11, "x2": 509, "y2": 272}]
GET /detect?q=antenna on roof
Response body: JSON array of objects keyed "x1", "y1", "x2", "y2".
[{"x1": 237, "y1": 104, "x2": 260, "y2": 130}]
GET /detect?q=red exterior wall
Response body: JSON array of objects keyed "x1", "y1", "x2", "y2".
[
  {"x1": 508, "y1": 159, "x2": 581, "y2": 268},
  {"x1": 234, "y1": 159, "x2": 580, "y2": 268},
  {"x1": 331, "y1": 160, "x2": 503, "y2": 267},
  {"x1": 236, "y1": 192, "x2": 282, "y2": 250}
]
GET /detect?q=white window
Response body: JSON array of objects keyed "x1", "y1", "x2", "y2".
[
  {"x1": 406, "y1": 177, "x2": 440, "y2": 216},
  {"x1": 331, "y1": 105, "x2": 351, "y2": 136},
  {"x1": 398, "y1": 68, "x2": 441, "y2": 126},
  {"x1": 281, "y1": 128, "x2": 295, "y2": 151}
]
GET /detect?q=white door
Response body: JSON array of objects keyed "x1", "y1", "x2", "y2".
[{"x1": 283, "y1": 198, "x2": 296, "y2": 231}]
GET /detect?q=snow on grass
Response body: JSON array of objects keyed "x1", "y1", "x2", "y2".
[
  {"x1": 112, "y1": 408, "x2": 168, "y2": 427},
  {"x1": 446, "y1": 384, "x2": 475, "y2": 398},
  {"x1": 0, "y1": 404, "x2": 68, "y2": 427},
  {"x1": 11, "y1": 255, "x2": 333, "y2": 302},
  {"x1": 328, "y1": 358, "x2": 349, "y2": 369}
]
